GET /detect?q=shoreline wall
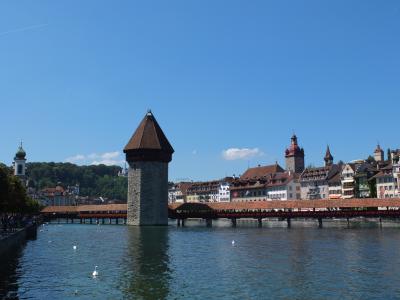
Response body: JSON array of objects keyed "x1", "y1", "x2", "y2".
[{"x1": 0, "y1": 224, "x2": 37, "y2": 257}]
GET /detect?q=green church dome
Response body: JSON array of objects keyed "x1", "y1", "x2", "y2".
[{"x1": 15, "y1": 144, "x2": 26, "y2": 160}]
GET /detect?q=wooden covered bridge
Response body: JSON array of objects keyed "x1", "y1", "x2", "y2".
[{"x1": 41, "y1": 198, "x2": 400, "y2": 227}]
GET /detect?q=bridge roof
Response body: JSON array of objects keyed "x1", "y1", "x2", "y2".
[
  {"x1": 170, "y1": 198, "x2": 400, "y2": 211},
  {"x1": 41, "y1": 198, "x2": 400, "y2": 215},
  {"x1": 41, "y1": 204, "x2": 127, "y2": 214}
]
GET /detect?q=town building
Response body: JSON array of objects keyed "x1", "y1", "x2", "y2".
[
  {"x1": 230, "y1": 171, "x2": 300, "y2": 202},
  {"x1": 374, "y1": 164, "x2": 396, "y2": 199},
  {"x1": 186, "y1": 177, "x2": 234, "y2": 203},
  {"x1": 354, "y1": 163, "x2": 378, "y2": 198},
  {"x1": 218, "y1": 181, "x2": 231, "y2": 202},
  {"x1": 240, "y1": 163, "x2": 284, "y2": 180},
  {"x1": 38, "y1": 185, "x2": 79, "y2": 206},
  {"x1": 328, "y1": 172, "x2": 342, "y2": 200},
  {"x1": 285, "y1": 134, "x2": 305, "y2": 174},
  {"x1": 339, "y1": 161, "x2": 378, "y2": 199},
  {"x1": 300, "y1": 164, "x2": 341, "y2": 200},
  {"x1": 300, "y1": 147, "x2": 341, "y2": 200},
  {"x1": 341, "y1": 163, "x2": 358, "y2": 199},
  {"x1": 391, "y1": 149, "x2": 400, "y2": 197},
  {"x1": 168, "y1": 182, "x2": 192, "y2": 203}
]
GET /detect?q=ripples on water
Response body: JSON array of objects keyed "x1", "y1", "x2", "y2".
[{"x1": 1, "y1": 220, "x2": 400, "y2": 299}]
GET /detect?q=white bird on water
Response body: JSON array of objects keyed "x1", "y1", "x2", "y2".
[
  {"x1": 232, "y1": 240, "x2": 235, "y2": 246},
  {"x1": 92, "y1": 266, "x2": 99, "y2": 277},
  {"x1": 73, "y1": 245, "x2": 77, "y2": 250}
]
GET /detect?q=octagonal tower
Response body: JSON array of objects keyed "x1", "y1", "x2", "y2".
[{"x1": 124, "y1": 110, "x2": 174, "y2": 226}]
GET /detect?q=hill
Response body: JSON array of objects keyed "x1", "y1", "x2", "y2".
[{"x1": 26, "y1": 162, "x2": 127, "y2": 201}]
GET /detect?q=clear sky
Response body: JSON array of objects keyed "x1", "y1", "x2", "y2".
[{"x1": 0, "y1": 1, "x2": 399, "y2": 181}]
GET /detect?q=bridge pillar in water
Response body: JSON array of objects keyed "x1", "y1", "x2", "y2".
[
  {"x1": 206, "y1": 219, "x2": 213, "y2": 227},
  {"x1": 90, "y1": 218, "x2": 93, "y2": 224},
  {"x1": 80, "y1": 218, "x2": 82, "y2": 224},
  {"x1": 177, "y1": 219, "x2": 181, "y2": 227},
  {"x1": 124, "y1": 111, "x2": 174, "y2": 226},
  {"x1": 287, "y1": 218, "x2": 291, "y2": 228},
  {"x1": 257, "y1": 218, "x2": 262, "y2": 228},
  {"x1": 102, "y1": 218, "x2": 105, "y2": 224},
  {"x1": 116, "y1": 218, "x2": 119, "y2": 225},
  {"x1": 318, "y1": 218, "x2": 323, "y2": 228},
  {"x1": 231, "y1": 218, "x2": 237, "y2": 228},
  {"x1": 347, "y1": 218, "x2": 350, "y2": 228}
]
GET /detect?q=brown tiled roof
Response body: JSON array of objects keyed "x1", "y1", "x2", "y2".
[
  {"x1": 177, "y1": 182, "x2": 193, "y2": 195},
  {"x1": 43, "y1": 199, "x2": 400, "y2": 214},
  {"x1": 170, "y1": 198, "x2": 400, "y2": 211},
  {"x1": 41, "y1": 204, "x2": 127, "y2": 213},
  {"x1": 328, "y1": 172, "x2": 341, "y2": 184},
  {"x1": 231, "y1": 172, "x2": 296, "y2": 190},
  {"x1": 124, "y1": 111, "x2": 174, "y2": 154},
  {"x1": 240, "y1": 164, "x2": 284, "y2": 180}
]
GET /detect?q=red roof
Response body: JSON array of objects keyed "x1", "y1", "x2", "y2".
[{"x1": 240, "y1": 164, "x2": 284, "y2": 180}]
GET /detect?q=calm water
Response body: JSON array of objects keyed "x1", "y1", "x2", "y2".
[{"x1": 2, "y1": 220, "x2": 400, "y2": 300}]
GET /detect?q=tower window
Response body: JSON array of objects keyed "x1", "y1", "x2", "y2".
[{"x1": 17, "y1": 164, "x2": 23, "y2": 175}]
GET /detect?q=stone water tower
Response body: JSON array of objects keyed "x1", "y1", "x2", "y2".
[{"x1": 123, "y1": 110, "x2": 174, "y2": 226}]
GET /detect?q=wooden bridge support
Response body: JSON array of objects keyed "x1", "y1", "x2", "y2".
[
  {"x1": 257, "y1": 218, "x2": 262, "y2": 228},
  {"x1": 90, "y1": 218, "x2": 93, "y2": 224},
  {"x1": 206, "y1": 219, "x2": 213, "y2": 227},
  {"x1": 347, "y1": 218, "x2": 350, "y2": 228},
  {"x1": 287, "y1": 218, "x2": 291, "y2": 228},
  {"x1": 80, "y1": 219, "x2": 83, "y2": 224},
  {"x1": 318, "y1": 218, "x2": 323, "y2": 228},
  {"x1": 116, "y1": 218, "x2": 119, "y2": 225},
  {"x1": 231, "y1": 218, "x2": 237, "y2": 228}
]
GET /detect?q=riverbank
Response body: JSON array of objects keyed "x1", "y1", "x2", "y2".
[{"x1": 0, "y1": 224, "x2": 37, "y2": 257}]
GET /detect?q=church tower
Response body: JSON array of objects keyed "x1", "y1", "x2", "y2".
[
  {"x1": 374, "y1": 144, "x2": 384, "y2": 162},
  {"x1": 13, "y1": 142, "x2": 27, "y2": 178},
  {"x1": 285, "y1": 134, "x2": 305, "y2": 174},
  {"x1": 324, "y1": 145, "x2": 334, "y2": 167},
  {"x1": 124, "y1": 111, "x2": 174, "y2": 226}
]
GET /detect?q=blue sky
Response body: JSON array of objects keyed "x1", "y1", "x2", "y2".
[{"x1": 0, "y1": 1, "x2": 399, "y2": 181}]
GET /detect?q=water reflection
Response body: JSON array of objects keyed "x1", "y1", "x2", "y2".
[{"x1": 120, "y1": 227, "x2": 170, "y2": 300}]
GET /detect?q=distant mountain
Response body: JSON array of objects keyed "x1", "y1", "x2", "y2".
[{"x1": 26, "y1": 162, "x2": 127, "y2": 201}]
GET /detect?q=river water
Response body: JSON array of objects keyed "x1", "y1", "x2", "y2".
[{"x1": 1, "y1": 220, "x2": 400, "y2": 300}]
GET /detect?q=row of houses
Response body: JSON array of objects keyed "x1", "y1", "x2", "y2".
[{"x1": 168, "y1": 136, "x2": 400, "y2": 203}]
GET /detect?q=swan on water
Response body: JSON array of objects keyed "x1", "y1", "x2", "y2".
[{"x1": 92, "y1": 266, "x2": 99, "y2": 277}]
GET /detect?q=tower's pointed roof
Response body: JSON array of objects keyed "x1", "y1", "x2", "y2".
[
  {"x1": 124, "y1": 110, "x2": 174, "y2": 162},
  {"x1": 325, "y1": 145, "x2": 333, "y2": 160},
  {"x1": 374, "y1": 144, "x2": 383, "y2": 153}
]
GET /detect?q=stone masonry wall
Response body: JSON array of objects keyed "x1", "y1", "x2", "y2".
[{"x1": 127, "y1": 161, "x2": 169, "y2": 225}]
